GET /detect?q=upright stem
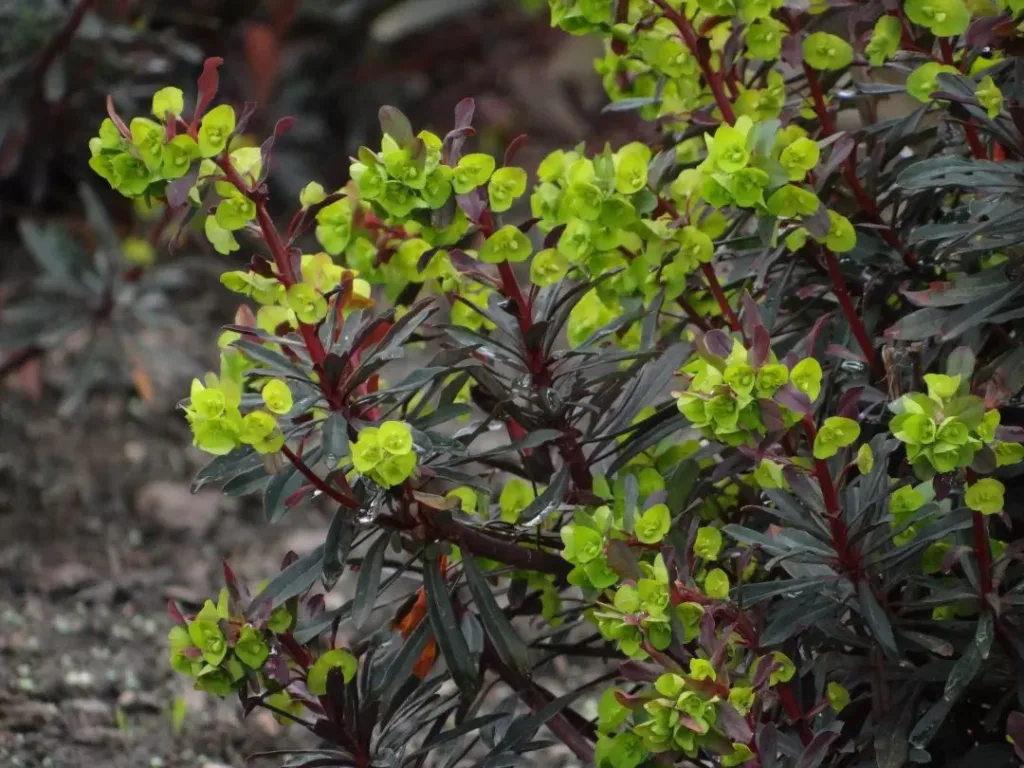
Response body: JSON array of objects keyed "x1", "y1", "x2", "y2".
[
  {"x1": 801, "y1": 415, "x2": 859, "y2": 575},
  {"x1": 972, "y1": 511, "x2": 993, "y2": 596},
  {"x1": 281, "y1": 444, "x2": 359, "y2": 507},
  {"x1": 801, "y1": 63, "x2": 919, "y2": 271},
  {"x1": 966, "y1": 470, "x2": 994, "y2": 596},
  {"x1": 778, "y1": 683, "x2": 813, "y2": 746},
  {"x1": 700, "y1": 263, "x2": 742, "y2": 336},
  {"x1": 488, "y1": 220, "x2": 592, "y2": 491},
  {"x1": 216, "y1": 157, "x2": 332, "y2": 385},
  {"x1": 650, "y1": 0, "x2": 735, "y2": 125},
  {"x1": 822, "y1": 248, "x2": 882, "y2": 376}
]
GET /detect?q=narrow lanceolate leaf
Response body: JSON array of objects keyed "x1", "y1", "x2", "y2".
[
  {"x1": 411, "y1": 713, "x2": 511, "y2": 758},
  {"x1": 264, "y1": 462, "x2": 304, "y2": 523},
  {"x1": 795, "y1": 731, "x2": 839, "y2": 768},
  {"x1": 322, "y1": 508, "x2": 356, "y2": 590},
  {"x1": 247, "y1": 544, "x2": 325, "y2": 617},
  {"x1": 857, "y1": 580, "x2": 898, "y2": 658},
  {"x1": 491, "y1": 685, "x2": 593, "y2": 754},
  {"x1": 191, "y1": 447, "x2": 263, "y2": 492},
  {"x1": 909, "y1": 614, "x2": 994, "y2": 749},
  {"x1": 462, "y1": 551, "x2": 531, "y2": 674},
  {"x1": 423, "y1": 558, "x2": 478, "y2": 701},
  {"x1": 376, "y1": 618, "x2": 432, "y2": 701},
  {"x1": 352, "y1": 533, "x2": 388, "y2": 629},
  {"x1": 232, "y1": 339, "x2": 311, "y2": 380},
  {"x1": 518, "y1": 467, "x2": 569, "y2": 527}
]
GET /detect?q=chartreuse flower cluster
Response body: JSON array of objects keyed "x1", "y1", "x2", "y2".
[
  {"x1": 593, "y1": 643, "x2": 815, "y2": 767},
  {"x1": 89, "y1": 87, "x2": 202, "y2": 198},
  {"x1": 675, "y1": 335, "x2": 822, "y2": 446},
  {"x1": 889, "y1": 373, "x2": 1023, "y2": 477},
  {"x1": 170, "y1": 577, "x2": 357, "y2": 720},
  {"x1": 221, "y1": 251, "x2": 372, "y2": 335},
  {"x1": 184, "y1": 374, "x2": 293, "y2": 456},
  {"x1": 350, "y1": 420, "x2": 418, "y2": 487}
]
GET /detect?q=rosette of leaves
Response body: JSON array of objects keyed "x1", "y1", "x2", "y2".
[{"x1": 1, "y1": 184, "x2": 189, "y2": 411}]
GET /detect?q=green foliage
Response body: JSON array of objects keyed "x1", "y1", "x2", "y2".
[{"x1": 77, "y1": 1, "x2": 1024, "y2": 764}]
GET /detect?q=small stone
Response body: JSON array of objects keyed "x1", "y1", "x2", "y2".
[
  {"x1": 117, "y1": 690, "x2": 161, "y2": 713},
  {"x1": 3, "y1": 699, "x2": 59, "y2": 732},
  {"x1": 64, "y1": 698, "x2": 112, "y2": 726},
  {"x1": 73, "y1": 726, "x2": 126, "y2": 746},
  {"x1": 137, "y1": 481, "x2": 221, "y2": 534},
  {"x1": 123, "y1": 440, "x2": 146, "y2": 464},
  {"x1": 63, "y1": 669, "x2": 95, "y2": 689},
  {"x1": 42, "y1": 562, "x2": 96, "y2": 595}
]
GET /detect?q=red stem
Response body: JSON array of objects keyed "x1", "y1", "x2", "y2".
[
  {"x1": 216, "y1": 157, "x2": 336, "y2": 408},
  {"x1": 822, "y1": 248, "x2": 881, "y2": 376},
  {"x1": 700, "y1": 263, "x2": 742, "y2": 336},
  {"x1": 650, "y1": 0, "x2": 735, "y2": 125},
  {"x1": 801, "y1": 415, "x2": 859, "y2": 576},
  {"x1": 966, "y1": 469, "x2": 993, "y2": 596},
  {"x1": 778, "y1": 683, "x2": 813, "y2": 746},
  {"x1": 801, "y1": 62, "x2": 919, "y2": 270},
  {"x1": 281, "y1": 444, "x2": 360, "y2": 508},
  {"x1": 972, "y1": 511, "x2": 993, "y2": 596},
  {"x1": 937, "y1": 38, "x2": 988, "y2": 160}
]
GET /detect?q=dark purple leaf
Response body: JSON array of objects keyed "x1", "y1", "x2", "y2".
[
  {"x1": 774, "y1": 385, "x2": 811, "y2": 415},
  {"x1": 456, "y1": 191, "x2": 485, "y2": 224},
  {"x1": 796, "y1": 731, "x2": 839, "y2": 768},
  {"x1": 884, "y1": 307, "x2": 947, "y2": 341},
  {"x1": 257, "y1": 116, "x2": 296, "y2": 184},
  {"x1": 105, "y1": 95, "x2": 130, "y2": 139},
  {"x1": 606, "y1": 540, "x2": 643, "y2": 581},
  {"x1": 837, "y1": 386, "x2": 864, "y2": 418},
  {"x1": 703, "y1": 329, "x2": 732, "y2": 358},
  {"x1": 423, "y1": 556, "x2": 478, "y2": 701},
  {"x1": 517, "y1": 217, "x2": 541, "y2": 235},
  {"x1": 504, "y1": 134, "x2": 529, "y2": 167},
  {"x1": 166, "y1": 162, "x2": 201, "y2": 209},
  {"x1": 817, "y1": 135, "x2": 854, "y2": 183},
  {"x1": 454, "y1": 97, "x2": 475, "y2": 129},
  {"x1": 750, "y1": 326, "x2": 771, "y2": 367},
  {"x1": 804, "y1": 203, "x2": 831, "y2": 239},
  {"x1": 758, "y1": 723, "x2": 778, "y2": 768},
  {"x1": 970, "y1": 443, "x2": 997, "y2": 474},
  {"x1": 378, "y1": 105, "x2": 414, "y2": 147},
  {"x1": 192, "y1": 57, "x2": 224, "y2": 127},
  {"x1": 858, "y1": 580, "x2": 898, "y2": 657},
  {"x1": 234, "y1": 101, "x2": 259, "y2": 136},
  {"x1": 619, "y1": 661, "x2": 660, "y2": 682},
  {"x1": 826, "y1": 343, "x2": 864, "y2": 363},
  {"x1": 462, "y1": 550, "x2": 531, "y2": 674},
  {"x1": 715, "y1": 701, "x2": 753, "y2": 743},
  {"x1": 759, "y1": 399, "x2": 785, "y2": 433},
  {"x1": 740, "y1": 290, "x2": 764, "y2": 338},
  {"x1": 543, "y1": 223, "x2": 566, "y2": 249}
]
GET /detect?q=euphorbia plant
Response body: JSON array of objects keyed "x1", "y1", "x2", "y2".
[{"x1": 89, "y1": 0, "x2": 1024, "y2": 765}]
